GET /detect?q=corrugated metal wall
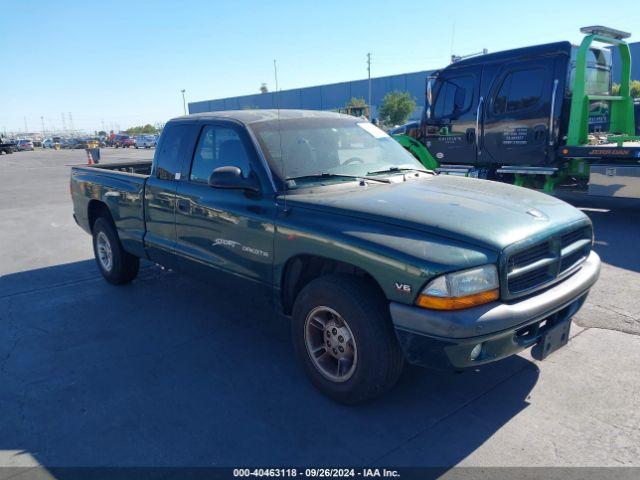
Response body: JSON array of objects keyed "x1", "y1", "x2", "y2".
[
  {"x1": 188, "y1": 70, "x2": 435, "y2": 121},
  {"x1": 190, "y1": 41, "x2": 639, "y2": 119},
  {"x1": 612, "y1": 41, "x2": 640, "y2": 84}
]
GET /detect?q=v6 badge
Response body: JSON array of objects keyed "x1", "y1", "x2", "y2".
[{"x1": 394, "y1": 282, "x2": 412, "y2": 294}]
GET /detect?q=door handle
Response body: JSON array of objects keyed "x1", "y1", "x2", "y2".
[
  {"x1": 475, "y1": 96, "x2": 484, "y2": 155},
  {"x1": 533, "y1": 125, "x2": 547, "y2": 142},
  {"x1": 466, "y1": 128, "x2": 475, "y2": 144},
  {"x1": 548, "y1": 79, "x2": 559, "y2": 146},
  {"x1": 176, "y1": 199, "x2": 190, "y2": 213}
]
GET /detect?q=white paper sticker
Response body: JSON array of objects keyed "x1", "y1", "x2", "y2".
[{"x1": 357, "y1": 122, "x2": 390, "y2": 139}]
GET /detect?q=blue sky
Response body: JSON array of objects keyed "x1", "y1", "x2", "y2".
[{"x1": 1, "y1": 0, "x2": 639, "y2": 133}]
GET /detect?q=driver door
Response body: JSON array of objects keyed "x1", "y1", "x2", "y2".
[
  {"x1": 173, "y1": 122, "x2": 276, "y2": 300},
  {"x1": 425, "y1": 66, "x2": 482, "y2": 165}
]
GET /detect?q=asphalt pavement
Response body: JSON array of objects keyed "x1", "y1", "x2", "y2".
[{"x1": 0, "y1": 148, "x2": 638, "y2": 473}]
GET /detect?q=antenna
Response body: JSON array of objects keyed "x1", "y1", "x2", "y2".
[{"x1": 274, "y1": 59, "x2": 287, "y2": 213}]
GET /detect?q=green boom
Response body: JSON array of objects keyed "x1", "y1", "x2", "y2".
[
  {"x1": 566, "y1": 33, "x2": 635, "y2": 146},
  {"x1": 393, "y1": 134, "x2": 439, "y2": 170}
]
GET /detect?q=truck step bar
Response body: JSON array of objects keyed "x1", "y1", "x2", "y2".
[
  {"x1": 436, "y1": 165, "x2": 474, "y2": 176},
  {"x1": 497, "y1": 166, "x2": 559, "y2": 176}
]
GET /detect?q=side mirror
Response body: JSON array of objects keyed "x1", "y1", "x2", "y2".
[{"x1": 208, "y1": 166, "x2": 260, "y2": 192}]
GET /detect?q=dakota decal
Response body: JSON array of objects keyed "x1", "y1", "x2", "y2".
[{"x1": 212, "y1": 238, "x2": 269, "y2": 258}]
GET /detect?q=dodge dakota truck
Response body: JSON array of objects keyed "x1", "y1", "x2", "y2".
[{"x1": 70, "y1": 110, "x2": 601, "y2": 404}]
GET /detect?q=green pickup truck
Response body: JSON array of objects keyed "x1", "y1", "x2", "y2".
[{"x1": 70, "y1": 110, "x2": 601, "y2": 404}]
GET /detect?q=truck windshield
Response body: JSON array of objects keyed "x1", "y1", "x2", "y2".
[{"x1": 249, "y1": 117, "x2": 426, "y2": 187}]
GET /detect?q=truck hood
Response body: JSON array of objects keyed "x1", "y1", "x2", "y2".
[{"x1": 285, "y1": 175, "x2": 589, "y2": 252}]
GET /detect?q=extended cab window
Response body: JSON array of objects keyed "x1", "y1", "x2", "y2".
[
  {"x1": 433, "y1": 75, "x2": 474, "y2": 119},
  {"x1": 494, "y1": 68, "x2": 545, "y2": 114},
  {"x1": 154, "y1": 124, "x2": 198, "y2": 180},
  {"x1": 190, "y1": 126, "x2": 252, "y2": 183}
]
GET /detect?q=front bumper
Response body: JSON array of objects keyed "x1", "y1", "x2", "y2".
[{"x1": 390, "y1": 251, "x2": 601, "y2": 370}]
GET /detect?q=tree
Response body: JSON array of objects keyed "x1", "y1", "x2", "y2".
[
  {"x1": 124, "y1": 124, "x2": 158, "y2": 135},
  {"x1": 97, "y1": 130, "x2": 107, "y2": 137},
  {"x1": 260, "y1": 83, "x2": 269, "y2": 94},
  {"x1": 611, "y1": 80, "x2": 640, "y2": 98},
  {"x1": 378, "y1": 91, "x2": 416, "y2": 126},
  {"x1": 345, "y1": 97, "x2": 367, "y2": 108}
]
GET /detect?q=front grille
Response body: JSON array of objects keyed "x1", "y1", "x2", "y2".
[
  {"x1": 505, "y1": 225, "x2": 592, "y2": 297},
  {"x1": 509, "y1": 242, "x2": 551, "y2": 269}
]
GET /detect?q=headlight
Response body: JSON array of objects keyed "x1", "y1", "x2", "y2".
[{"x1": 416, "y1": 265, "x2": 499, "y2": 310}]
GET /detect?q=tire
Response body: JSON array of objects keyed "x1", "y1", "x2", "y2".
[
  {"x1": 291, "y1": 274, "x2": 404, "y2": 404},
  {"x1": 92, "y1": 217, "x2": 139, "y2": 284}
]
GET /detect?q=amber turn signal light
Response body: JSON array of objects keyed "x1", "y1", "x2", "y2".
[{"x1": 416, "y1": 289, "x2": 499, "y2": 310}]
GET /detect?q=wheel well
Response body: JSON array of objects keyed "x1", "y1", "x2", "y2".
[
  {"x1": 281, "y1": 255, "x2": 384, "y2": 315},
  {"x1": 87, "y1": 200, "x2": 114, "y2": 232}
]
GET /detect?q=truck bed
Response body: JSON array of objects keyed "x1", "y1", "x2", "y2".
[
  {"x1": 70, "y1": 160, "x2": 152, "y2": 258},
  {"x1": 77, "y1": 160, "x2": 153, "y2": 176}
]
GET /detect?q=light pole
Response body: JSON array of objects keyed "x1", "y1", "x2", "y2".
[
  {"x1": 367, "y1": 53, "x2": 372, "y2": 120},
  {"x1": 181, "y1": 89, "x2": 187, "y2": 115}
]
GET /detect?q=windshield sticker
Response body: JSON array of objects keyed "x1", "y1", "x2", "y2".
[{"x1": 357, "y1": 122, "x2": 390, "y2": 139}]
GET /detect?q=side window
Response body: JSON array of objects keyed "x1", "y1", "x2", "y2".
[
  {"x1": 154, "y1": 124, "x2": 196, "y2": 180},
  {"x1": 190, "y1": 125, "x2": 252, "y2": 183},
  {"x1": 433, "y1": 75, "x2": 474, "y2": 119},
  {"x1": 494, "y1": 68, "x2": 545, "y2": 114}
]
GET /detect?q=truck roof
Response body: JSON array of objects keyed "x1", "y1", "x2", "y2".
[
  {"x1": 444, "y1": 41, "x2": 573, "y2": 71},
  {"x1": 170, "y1": 109, "x2": 356, "y2": 125}
]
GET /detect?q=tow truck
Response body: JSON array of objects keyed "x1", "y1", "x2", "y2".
[{"x1": 394, "y1": 26, "x2": 640, "y2": 199}]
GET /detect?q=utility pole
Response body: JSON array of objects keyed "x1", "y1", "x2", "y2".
[
  {"x1": 367, "y1": 53, "x2": 372, "y2": 120},
  {"x1": 181, "y1": 89, "x2": 187, "y2": 115}
]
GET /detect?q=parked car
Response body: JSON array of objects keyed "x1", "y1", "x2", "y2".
[
  {"x1": 64, "y1": 138, "x2": 88, "y2": 149},
  {"x1": 0, "y1": 136, "x2": 17, "y2": 154},
  {"x1": 43, "y1": 138, "x2": 54, "y2": 148},
  {"x1": 121, "y1": 135, "x2": 135, "y2": 148},
  {"x1": 109, "y1": 134, "x2": 134, "y2": 148},
  {"x1": 135, "y1": 134, "x2": 157, "y2": 148},
  {"x1": 16, "y1": 139, "x2": 34, "y2": 151},
  {"x1": 70, "y1": 110, "x2": 601, "y2": 404}
]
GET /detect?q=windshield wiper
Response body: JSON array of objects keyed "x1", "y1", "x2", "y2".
[
  {"x1": 286, "y1": 173, "x2": 391, "y2": 184},
  {"x1": 367, "y1": 167, "x2": 430, "y2": 175}
]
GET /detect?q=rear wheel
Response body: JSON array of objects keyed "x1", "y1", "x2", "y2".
[
  {"x1": 292, "y1": 274, "x2": 404, "y2": 404},
  {"x1": 92, "y1": 217, "x2": 139, "y2": 284}
]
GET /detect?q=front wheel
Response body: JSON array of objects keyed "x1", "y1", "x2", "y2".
[
  {"x1": 292, "y1": 274, "x2": 404, "y2": 404},
  {"x1": 92, "y1": 217, "x2": 139, "y2": 284}
]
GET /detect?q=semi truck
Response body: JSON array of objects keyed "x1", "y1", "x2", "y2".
[
  {"x1": 394, "y1": 26, "x2": 640, "y2": 199},
  {"x1": 70, "y1": 110, "x2": 600, "y2": 403}
]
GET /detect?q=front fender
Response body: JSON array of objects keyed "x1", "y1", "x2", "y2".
[{"x1": 274, "y1": 206, "x2": 497, "y2": 304}]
